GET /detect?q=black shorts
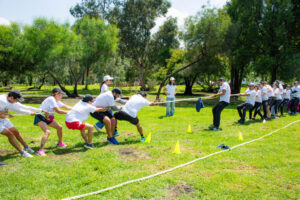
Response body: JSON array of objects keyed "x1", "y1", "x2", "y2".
[
  {"x1": 34, "y1": 114, "x2": 53, "y2": 125},
  {"x1": 90, "y1": 111, "x2": 113, "y2": 123},
  {"x1": 268, "y1": 97, "x2": 275, "y2": 106},
  {"x1": 114, "y1": 111, "x2": 139, "y2": 125}
]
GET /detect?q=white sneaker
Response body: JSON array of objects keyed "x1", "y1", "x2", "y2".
[
  {"x1": 274, "y1": 116, "x2": 279, "y2": 119},
  {"x1": 262, "y1": 119, "x2": 266, "y2": 123},
  {"x1": 21, "y1": 151, "x2": 33, "y2": 158},
  {"x1": 24, "y1": 146, "x2": 35, "y2": 154}
]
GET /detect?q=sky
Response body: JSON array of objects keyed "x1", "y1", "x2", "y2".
[{"x1": 0, "y1": 0, "x2": 228, "y2": 32}]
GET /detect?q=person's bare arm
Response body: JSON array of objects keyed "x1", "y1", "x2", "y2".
[
  {"x1": 54, "y1": 107, "x2": 68, "y2": 114},
  {"x1": 61, "y1": 105, "x2": 72, "y2": 110}
]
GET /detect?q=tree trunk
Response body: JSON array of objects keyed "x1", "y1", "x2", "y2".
[
  {"x1": 156, "y1": 58, "x2": 201, "y2": 100},
  {"x1": 138, "y1": 62, "x2": 146, "y2": 91},
  {"x1": 85, "y1": 67, "x2": 89, "y2": 90},
  {"x1": 37, "y1": 74, "x2": 47, "y2": 90},
  {"x1": 82, "y1": 70, "x2": 85, "y2": 85},
  {"x1": 28, "y1": 75, "x2": 33, "y2": 86},
  {"x1": 73, "y1": 81, "x2": 79, "y2": 97},
  {"x1": 48, "y1": 71, "x2": 73, "y2": 97},
  {"x1": 184, "y1": 84, "x2": 193, "y2": 95},
  {"x1": 230, "y1": 67, "x2": 243, "y2": 94}
]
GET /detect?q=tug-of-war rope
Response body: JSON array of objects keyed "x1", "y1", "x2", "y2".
[{"x1": 62, "y1": 118, "x2": 300, "y2": 200}]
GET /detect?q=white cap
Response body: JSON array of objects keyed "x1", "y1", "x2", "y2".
[
  {"x1": 103, "y1": 75, "x2": 114, "y2": 82},
  {"x1": 170, "y1": 77, "x2": 175, "y2": 81}
]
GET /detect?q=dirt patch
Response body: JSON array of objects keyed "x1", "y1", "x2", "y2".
[
  {"x1": 118, "y1": 147, "x2": 152, "y2": 161},
  {"x1": 235, "y1": 164, "x2": 257, "y2": 172},
  {"x1": 0, "y1": 148, "x2": 15, "y2": 156},
  {"x1": 49, "y1": 153, "x2": 81, "y2": 164},
  {"x1": 166, "y1": 182, "x2": 195, "y2": 200}
]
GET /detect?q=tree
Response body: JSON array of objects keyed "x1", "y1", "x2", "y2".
[
  {"x1": 226, "y1": 0, "x2": 263, "y2": 93},
  {"x1": 115, "y1": 0, "x2": 171, "y2": 90},
  {"x1": 73, "y1": 16, "x2": 119, "y2": 90}
]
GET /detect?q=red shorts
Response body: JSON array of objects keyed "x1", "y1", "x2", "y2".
[{"x1": 65, "y1": 121, "x2": 85, "y2": 130}]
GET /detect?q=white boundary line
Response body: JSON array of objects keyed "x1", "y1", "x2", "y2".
[{"x1": 62, "y1": 119, "x2": 300, "y2": 200}]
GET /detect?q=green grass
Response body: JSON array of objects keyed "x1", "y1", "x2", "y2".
[{"x1": 0, "y1": 101, "x2": 299, "y2": 199}]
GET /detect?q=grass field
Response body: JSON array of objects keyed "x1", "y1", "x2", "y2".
[{"x1": 0, "y1": 98, "x2": 299, "y2": 199}]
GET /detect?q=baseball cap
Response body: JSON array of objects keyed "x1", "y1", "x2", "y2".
[
  {"x1": 294, "y1": 81, "x2": 299, "y2": 84},
  {"x1": 218, "y1": 78, "x2": 225, "y2": 82},
  {"x1": 112, "y1": 88, "x2": 122, "y2": 97},
  {"x1": 170, "y1": 77, "x2": 175, "y2": 81},
  {"x1": 138, "y1": 91, "x2": 147, "y2": 97},
  {"x1": 103, "y1": 75, "x2": 114, "y2": 82},
  {"x1": 248, "y1": 83, "x2": 255, "y2": 87},
  {"x1": 8, "y1": 89, "x2": 24, "y2": 102},
  {"x1": 52, "y1": 88, "x2": 65, "y2": 95},
  {"x1": 260, "y1": 81, "x2": 267, "y2": 84},
  {"x1": 82, "y1": 94, "x2": 94, "y2": 103}
]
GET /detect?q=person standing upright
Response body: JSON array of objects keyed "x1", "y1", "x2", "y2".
[
  {"x1": 163, "y1": 77, "x2": 177, "y2": 117},
  {"x1": 209, "y1": 78, "x2": 231, "y2": 131},
  {"x1": 291, "y1": 81, "x2": 300, "y2": 115}
]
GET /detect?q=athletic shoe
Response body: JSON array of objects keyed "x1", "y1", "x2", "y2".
[
  {"x1": 107, "y1": 137, "x2": 119, "y2": 145},
  {"x1": 94, "y1": 124, "x2": 101, "y2": 132},
  {"x1": 114, "y1": 131, "x2": 119, "y2": 137},
  {"x1": 36, "y1": 149, "x2": 46, "y2": 157},
  {"x1": 248, "y1": 119, "x2": 253, "y2": 121},
  {"x1": 274, "y1": 116, "x2": 279, "y2": 119},
  {"x1": 0, "y1": 162, "x2": 8, "y2": 166},
  {"x1": 262, "y1": 119, "x2": 266, "y2": 123},
  {"x1": 209, "y1": 127, "x2": 221, "y2": 131},
  {"x1": 24, "y1": 146, "x2": 35, "y2": 154},
  {"x1": 141, "y1": 137, "x2": 145, "y2": 142},
  {"x1": 56, "y1": 142, "x2": 67, "y2": 148},
  {"x1": 238, "y1": 120, "x2": 245, "y2": 124},
  {"x1": 84, "y1": 143, "x2": 95, "y2": 149},
  {"x1": 20, "y1": 151, "x2": 33, "y2": 158}
]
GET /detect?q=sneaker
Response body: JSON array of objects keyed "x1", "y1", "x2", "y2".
[
  {"x1": 262, "y1": 119, "x2": 266, "y2": 123},
  {"x1": 238, "y1": 120, "x2": 245, "y2": 124},
  {"x1": 141, "y1": 137, "x2": 145, "y2": 142},
  {"x1": 20, "y1": 151, "x2": 33, "y2": 158},
  {"x1": 209, "y1": 127, "x2": 221, "y2": 131},
  {"x1": 84, "y1": 143, "x2": 95, "y2": 149},
  {"x1": 274, "y1": 116, "x2": 279, "y2": 119},
  {"x1": 114, "y1": 131, "x2": 119, "y2": 137},
  {"x1": 36, "y1": 149, "x2": 46, "y2": 157},
  {"x1": 24, "y1": 146, "x2": 35, "y2": 154},
  {"x1": 248, "y1": 119, "x2": 253, "y2": 121},
  {"x1": 56, "y1": 142, "x2": 67, "y2": 148},
  {"x1": 0, "y1": 162, "x2": 8, "y2": 166},
  {"x1": 107, "y1": 137, "x2": 119, "y2": 145}
]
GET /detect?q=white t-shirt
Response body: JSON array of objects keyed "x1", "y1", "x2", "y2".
[
  {"x1": 40, "y1": 96, "x2": 65, "y2": 114},
  {"x1": 274, "y1": 88, "x2": 282, "y2": 100},
  {"x1": 165, "y1": 84, "x2": 176, "y2": 98},
  {"x1": 293, "y1": 86, "x2": 300, "y2": 98},
  {"x1": 93, "y1": 91, "x2": 115, "y2": 108},
  {"x1": 266, "y1": 85, "x2": 274, "y2": 97},
  {"x1": 245, "y1": 89, "x2": 257, "y2": 106},
  {"x1": 255, "y1": 90, "x2": 262, "y2": 103},
  {"x1": 261, "y1": 86, "x2": 268, "y2": 101},
  {"x1": 123, "y1": 94, "x2": 150, "y2": 118},
  {"x1": 101, "y1": 83, "x2": 109, "y2": 94},
  {"x1": 283, "y1": 89, "x2": 291, "y2": 100},
  {"x1": 65, "y1": 101, "x2": 96, "y2": 123},
  {"x1": 219, "y1": 82, "x2": 231, "y2": 103},
  {"x1": 0, "y1": 94, "x2": 41, "y2": 115}
]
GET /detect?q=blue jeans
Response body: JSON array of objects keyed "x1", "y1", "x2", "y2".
[
  {"x1": 95, "y1": 109, "x2": 113, "y2": 129},
  {"x1": 166, "y1": 97, "x2": 175, "y2": 116}
]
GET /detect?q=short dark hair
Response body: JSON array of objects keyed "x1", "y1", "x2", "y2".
[
  {"x1": 138, "y1": 91, "x2": 147, "y2": 97},
  {"x1": 82, "y1": 94, "x2": 94, "y2": 103},
  {"x1": 8, "y1": 89, "x2": 24, "y2": 102}
]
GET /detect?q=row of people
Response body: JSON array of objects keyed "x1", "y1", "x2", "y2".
[{"x1": 210, "y1": 79, "x2": 300, "y2": 130}]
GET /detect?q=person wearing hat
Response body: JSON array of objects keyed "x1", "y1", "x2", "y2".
[
  {"x1": 0, "y1": 90, "x2": 41, "y2": 158},
  {"x1": 290, "y1": 81, "x2": 300, "y2": 115},
  {"x1": 249, "y1": 84, "x2": 265, "y2": 123},
  {"x1": 236, "y1": 83, "x2": 256, "y2": 124},
  {"x1": 65, "y1": 95, "x2": 110, "y2": 149},
  {"x1": 100, "y1": 75, "x2": 114, "y2": 94},
  {"x1": 95, "y1": 75, "x2": 126, "y2": 136},
  {"x1": 279, "y1": 84, "x2": 291, "y2": 116},
  {"x1": 163, "y1": 77, "x2": 177, "y2": 117},
  {"x1": 209, "y1": 78, "x2": 231, "y2": 131},
  {"x1": 91, "y1": 88, "x2": 122, "y2": 144},
  {"x1": 260, "y1": 81, "x2": 269, "y2": 119},
  {"x1": 35, "y1": 88, "x2": 72, "y2": 156},
  {"x1": 273, "y1": 83, "x2": 283, "y2": 118},
  {"x1": 114, "y1": 91, "x2": 158, "y2": 141}
]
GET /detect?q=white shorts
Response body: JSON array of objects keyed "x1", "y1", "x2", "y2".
[{"x1": 0, "y1": 118, "x2": 14, "y2": 133}]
